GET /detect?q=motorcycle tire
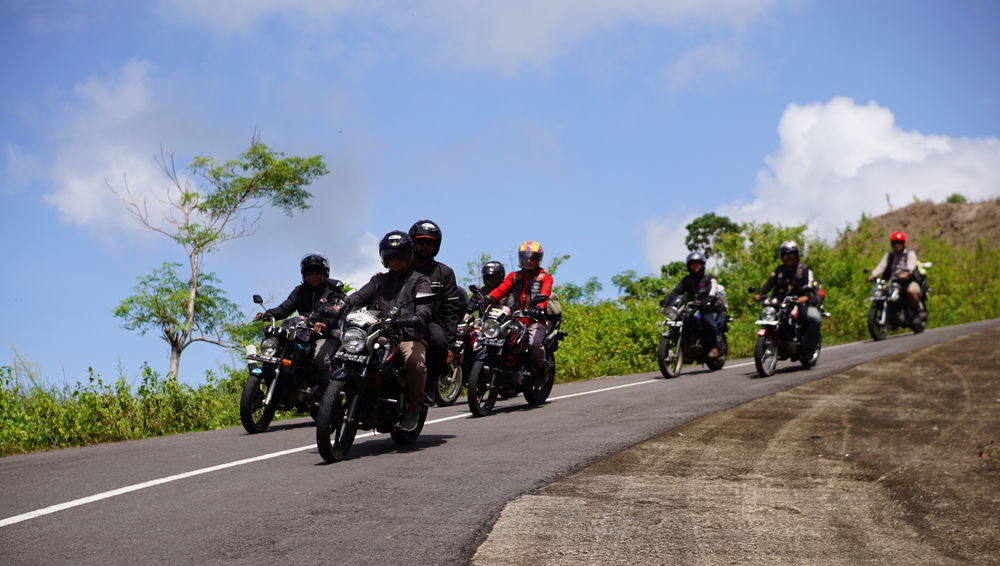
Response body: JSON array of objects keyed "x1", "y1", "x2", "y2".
[
  {"x1": 705, "y1": 334, "x2": 728, "y2": 371},
  {"x1": 754, "y1": 334, "x2": 778, "y2": 377},
  {"x1": 867, "y1": 307, "x2": 887, "y2": 341},
  {"x1": 523, "y1": 353, "x2": 555, "y2": 406},
  {"x1": 316, "y1": 380, "x2": 357, "y2": 463},
  {"x1": 913, "y1": 310, "x2": 927, "y2": 334},
  {"x1": 434, "y1": 361, "x2": 464, "y2": 407},
  {"x1": 239, "y1": 374, "x2": 277, "y2": 434},
  {"x1": 467, "y1": 360, "x2": 498, "y2": 417},
  {"x1": 800, "y1": 336, "x2": 821, "y2": 369},
  {"x1": 657, "y1": 335, "x2": 683, "y2": 378},
  {"x1": 390, "y1": 405, "x2": 427, "y2": 446}
]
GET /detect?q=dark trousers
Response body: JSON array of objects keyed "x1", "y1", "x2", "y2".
[
  {"x1": 311, "y1": 337, "x2": 338, "y2": 389},
  {"x1": 425, "y1": 322, "x2": 447, "y2": 392},
  {"x1": 696, "y1": 310, "x2": 719, "y2": 350}
]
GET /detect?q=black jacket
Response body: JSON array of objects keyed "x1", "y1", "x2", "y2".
[
  {"x1": 759, "y1": 263, "x2": 819, "y2": 305},
  {"x1": 412, "y1": 260, "x2": 463, "y2": 343},
  {"x1": 345, "y1": 270, "x2": 433, "y2": 342},
  {"x1": 265, "y1": 279, "x2": 347, "y2": 326},
  {"x1": 664, "y1": 272, "x2": 721, "y2": 310}
]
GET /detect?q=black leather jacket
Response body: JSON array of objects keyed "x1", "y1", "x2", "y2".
[{"x1": 345, "y1": 270, "x2": 433, "y2": 341}]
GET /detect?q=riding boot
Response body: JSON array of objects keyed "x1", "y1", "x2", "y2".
[{"x1": 529, "y1": 366, "x2": 546, "y2": 386}]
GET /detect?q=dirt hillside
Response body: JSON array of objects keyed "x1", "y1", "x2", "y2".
[{"x1": 838, "y1": 199, "x2": 1000, "y2": 254}]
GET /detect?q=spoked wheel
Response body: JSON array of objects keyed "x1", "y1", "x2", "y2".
[
  {"x1": 434, "y1": 361, "x2": 464, "y2": 407},
  {"x1": 523, "y1": 353, "x2": 555, "y2": 406},
  {"x1": 867, "y1": 307, "x2": 887, "y2": 341},
  {"x1": 240, "y1": 374, "x2": 277, "y2": 434},
  {"x1": 466, "y1": 360, "x2": 498, "y2": 417},
  {"x1": 706, "y1": 334, "x2": 728, "y2": 371},
  {"x1": 754, "y1": 334, "x2": 778, "y2": 377},
  {"x1": 316, "y1": 380, "x2": 357, "y2": 463},
  {"x1": 390, "y1": 405, "x2": 427, "y2": 446},
  {"x1": 657, "y1": 335, "x2": 683, "y2": 378}
]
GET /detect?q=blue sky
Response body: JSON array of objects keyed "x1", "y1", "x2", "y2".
[{"x1": 2, "y1": 0, "x2": 999, "y2": 386}]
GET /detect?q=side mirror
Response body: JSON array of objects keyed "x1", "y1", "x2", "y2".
[
  {"x1": 414, "y1": 292, "x2": 436, "y2": 305},
  {"x1": 253, "y1": 294, "x2": 264, "y2": 305},
  {"x1": 530, "y1": 294, "x2": 547, "y2": 306},
  {"x1": 747, "y1": 286, "x2": 757, "y2": 293},
  {"x1": 469, "y1": 284, "x2": 481, "y2": 294},
  {"x1": 862, "y1": 268, "x2": 870, "y2": 274}
]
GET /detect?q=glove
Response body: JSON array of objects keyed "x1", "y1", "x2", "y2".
[
  {"x1": 527, "y1": 307, "x2": 544, "y2": 319},
  {"x1": 389, "y1": 314, "x2": 423, "y2": 329}
]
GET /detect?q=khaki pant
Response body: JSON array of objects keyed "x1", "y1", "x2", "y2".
[{"x1": 398, "y1": 340, "x2": 427, "y2": 411}]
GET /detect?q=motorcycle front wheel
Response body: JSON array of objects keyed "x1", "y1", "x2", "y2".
[
  {"x1": 705, "y1": 334, "x2": 728, "y2": 371},
  {"x1": 316, "y1": 380, "x2": 357, "y2": 463},
  {"x1": 390, "y1": 405, "x2": 427, "y2": 445},
  {"x1": 657, "y1": 335, "x2": 683, "y2": 378},
  {"x1": 867, "y1": 307, "x2": 887, "y2": 341},
  {"x1": 800, "y1": 335, "x2": 821, "y2": 368},
  {"x1": 467, "y1": 360, "x2": 498, "y2": 417},
  {"x1": 434, "y1": 361, "x2": 464, "y2": 407},
  {"x1": 754, "y1": 334, "x2": 778, "y2": 377},
  {"x1": 239, "y1": 374, "x2": 277, "y2": 434},
  {"x1": 523, "y1": 353, "x2": 555, "y2": 406}
]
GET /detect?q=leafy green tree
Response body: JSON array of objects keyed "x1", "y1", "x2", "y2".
[
  {"x1": 685, "y1": 213, "x2": 742, "y2": 259},
  {"x1": 112, "y1": 138, "x2": 329, "y2": 379},
  {"x1": 558, "y1": 277, "x2": 604, "y2": 305}
]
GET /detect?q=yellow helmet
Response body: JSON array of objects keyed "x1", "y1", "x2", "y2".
[{"x1": 518, "y1": 240, "x2": 544, "y2": 267}]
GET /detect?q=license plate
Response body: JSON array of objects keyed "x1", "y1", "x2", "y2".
[
  {"x1": 335, "y1": 351, "x2": 367, "y2": 363},
  {"x1": 480, "y1": 338, "x2": 505, "y2": 347}
]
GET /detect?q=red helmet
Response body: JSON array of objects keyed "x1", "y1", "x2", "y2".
[{"x1": 890, "y1": 231, "x2": 906, "y2": 244}]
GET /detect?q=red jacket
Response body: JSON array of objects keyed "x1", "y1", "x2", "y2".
[{"x1": 488, "y1": 268, "x2": 553, "y2": 313}]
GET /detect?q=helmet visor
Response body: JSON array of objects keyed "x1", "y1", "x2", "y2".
[
  {"x1": 518, "y1": 251, "x2": 542, "y2": 265},
  {"x1": 380, "y1": 247, "x2": 412, "y2": 265},
  {"x1": 483, "y1": 274, "x2": 503, "y2": 288}
]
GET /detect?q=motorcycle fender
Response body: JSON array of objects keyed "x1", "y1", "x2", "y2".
[{"x1": 331, "y1": 367, "x2": 357, "y2": 382}]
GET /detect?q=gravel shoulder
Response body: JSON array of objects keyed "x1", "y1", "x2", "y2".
[{"x1": 472, "y1": 328, "x2": 1000, "y2": 565}]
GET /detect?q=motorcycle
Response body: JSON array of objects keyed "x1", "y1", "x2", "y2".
[
  {"x1": 863, "y1": 264, "x2": 931, "y2": 340},
  {"x1": 466, "y1": 295, "x2": 568, "y2": 417},
  {"x1": 749, "y1": 287, "x2": 826, "y2": 377},
  {"x1": 240, "y1": 294, "x2": 340, "y2": 434},
  {"x1": 656, "y1": 298, "x2": 730, "y2": 378},
  {"x1": 434, "y1": 294, "x2": 483, "y2": 407},
  {"x1": 315, "y1": 292, "x2": 435, "y2": 463}
]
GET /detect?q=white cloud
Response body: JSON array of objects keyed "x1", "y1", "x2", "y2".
[
  {"x1": 642, "y1": 208, "x2": 700, "y2": 272},
  {"x1": 163, "y1": 0, "x2": 782, "y2": 75},
  {"x1": 643, "y1": 96, "x2": 1000, "y2": 269},
  {"x1": 665, "y1": 42, "x2": 745, "y2": 90}
]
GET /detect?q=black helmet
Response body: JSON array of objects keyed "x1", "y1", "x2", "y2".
[
  {"x1": 685, "y1": 251, "x2": 706, "y2": 271},
  {"x1": 300, "y1": 253, "x2": 330, "y2": 283},
  {"x1": 481, "y1": 260, "x2": 506, "y2": 287},
  {"x1": 379, "y1": 230, "x2": 414, "y2": 268},
  {"x1": 408, "y1": 219, "x2": 442, "y2": 256},
  {"x1": 779, "y1": 240, "x2": 800, "y2": 259}
]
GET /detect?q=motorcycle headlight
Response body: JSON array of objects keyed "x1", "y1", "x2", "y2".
[
  {"x1": 259, "y1": 337, "x2": 280, "y2": 358},
  {"x1": 761, "y1": 306, "x2": 778, "y2": 322},
  {"x1": 342, "y1": 327, "x2": 368, "y2": 354},
  {"x1": 482, "y1": 319, "x2": 502, "y2": 339},
  {"x1": 663, "y1": 306, "x2": 680, "y2": 321}
]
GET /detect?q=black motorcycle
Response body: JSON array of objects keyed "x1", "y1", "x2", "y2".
[
  {"x1": 466, "y1": 296, "x2": 567, "y2": 417},
  {"x1": 240, "y1": 294, "x2": 339, "y2": 434},
  {"x1": 656, "y1": 299, "x2": 730, "y2": 378},
  {"x1": 315, "y1": 293, "x2": 435, "y2": 463},
  {"x1": 749, "y1": 288, "x2": 826, "y2": 377},
  {"x1": 863, "y1": 265, "x2": 931, "y2": 340}
]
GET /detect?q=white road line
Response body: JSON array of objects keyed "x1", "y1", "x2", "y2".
[{"x1": 0, "y1": 338, "x2": 888, "y2": 528}]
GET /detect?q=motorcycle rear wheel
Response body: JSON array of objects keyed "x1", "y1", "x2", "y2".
[
  {"x1": 705, "y1": 334, "x2": 728, "y2": 371},
  {"x1": 239, "y1": 374, "x2": 277, "y2": 434},
  {"x1": 523, "y1": 353, "x2": 555, "y2": 406},
  {"x1": 390, "y1": 406, "x2": 427, "y2": 445},
  {"x1": 434, "y1": 361, "x2": 464, "y2": 407},
  {"x1": 867, "y1": 307, "x2": 887, "y2": 341},
  {"x1": 800, "y1": 335, "x2": 821, "y2": 369},
  {"x1": 657, "y1": 335, "x2": 683, "y2": 378},
  {"x1": 467, "y1": 360, "x2": 498, "y2": 417},
  {"x1": 316, "y1": 380, "x2": 357, "y2": 463},
  {"x1": 754, "y1": 334, "x2": 778, "y2": 377}
]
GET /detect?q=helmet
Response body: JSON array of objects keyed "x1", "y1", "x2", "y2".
[
  {"x1": 890, "y1": 231, "x2": 907, "y2": 244},
  {"x1": 518, "y1": 240, "x2": 544, "y2": 268},
  {"x1": 685, "y1": 251, "x2": 706, "y2": 271},
  {"x1": 408, "y1": 220, "x2": 442, "y2": 256},
  {"x1": 779, "y1": 240, "x2": 800, "y2": 259},
  {"x1": 378, "y1": 230, "x2": 414, "y2": 268},
  {"x1": 481, "y1": 260, "x2": 506, "y2": 288},
  {"x1": 300, "y1": 253, "x2": 330, "y2": 283}
]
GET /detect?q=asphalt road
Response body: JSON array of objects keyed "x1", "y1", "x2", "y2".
[{"x1": 2, "y1": 319, "x2": 997, "y2": 565}]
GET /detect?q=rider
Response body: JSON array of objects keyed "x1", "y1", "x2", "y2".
[
  {"x1": 659, "y1": 252, "x2": 724, "y2": 358},
  {"x1": 752, "y1": 240, "x2": 822, "y2": 360},
  {"x1": 255, "y1": 253, "x2": 347, "y2": 396},
  {"x1": 477, "y1": 260, "x2": 514, "y2": 309},
  {"x1": 408, "y1": 220, "x2": 463, "y2": 397},
  {"x1": 867, "y1": 231, "x2": 925, "y2": 316},
  {"x1": 484, "y1": 240, "x2": 553, "y2": 386},
  {"x1": 341, "y1": 231, "x2": 433, "y2": 432}
]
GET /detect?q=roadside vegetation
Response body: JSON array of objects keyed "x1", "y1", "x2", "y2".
[{"x1": 3, "y1": 200, "x2": 999, "y2": 455}]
